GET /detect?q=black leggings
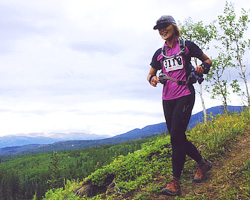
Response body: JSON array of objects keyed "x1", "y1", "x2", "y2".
[{"x1": 163, "y1": 93, "x2": 202, "y2": 179}]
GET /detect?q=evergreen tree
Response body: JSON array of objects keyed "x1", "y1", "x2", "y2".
[
  {"x1": 2, "y1": 172, "x2": 13, "y2": 200},
  {"x1": 10, "y1": 170, "x2": 20, "y2": 200},
  {"x1": 47, "y1": 152, "x2": 64, "y2": 190}
]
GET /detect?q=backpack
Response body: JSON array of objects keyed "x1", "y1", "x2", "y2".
[{"x1": 159, "y1": 39, "x2": 204, "y2": 85}]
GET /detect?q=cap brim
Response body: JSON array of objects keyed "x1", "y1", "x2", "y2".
[
  {"x1": 153, "y1": 22, "x2": 171, "y2": 30},
  {"x1": 153, "y1": 25, "x2": 158, "y2": 30}
]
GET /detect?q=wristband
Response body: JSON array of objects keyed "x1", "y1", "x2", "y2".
[
  {"x1": 148, "y1": 75, "x2": 156, "y2": 84},
  {"x1": 201, "y1": 62, "x2": 211, "y2": 74}
]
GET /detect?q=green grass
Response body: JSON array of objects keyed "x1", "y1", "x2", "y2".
[{"x1": 42, "y1": 108, "x2": 250, "y2": 200}]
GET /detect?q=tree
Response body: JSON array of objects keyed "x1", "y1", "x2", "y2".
[
  {"x1": 216, "y1": 1, "x2": 250, "y2": 106},
  {"x1": 0, "y1": 171, "x2": 4, "y2": 200},
  {"x1": 1, "y1": 172, "x2": 13, "y2": 200},
  {"x1": 10, "y1": 170, "x2": 20, "y2": 200},
  {"x1": 180, "y1": 18, "x2": 216, "y2": 122},
  {"x1": 205, "y1": 52, "x2": 232, "y2": 112},
  {"x1": 47, "y1": 152, "x2": 64, "y2": 190}
]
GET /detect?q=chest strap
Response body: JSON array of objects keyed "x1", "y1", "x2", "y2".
[{"x1": 159, "y1": 73, "x2": 188, "y2": 85}]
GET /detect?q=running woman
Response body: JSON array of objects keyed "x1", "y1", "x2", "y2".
[{"x1": 147, "y1": 15, "x2": 212, "y2": 196}]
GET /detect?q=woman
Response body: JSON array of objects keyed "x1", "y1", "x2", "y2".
[{"x1": 147, "y1": 15, "x2": 212, "y2": 196}]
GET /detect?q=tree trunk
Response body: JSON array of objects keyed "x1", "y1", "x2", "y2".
[
  {"x1": 236, "y1": 42, "x2": 250, "y2": 107},
  {"x1": 199, "y1": 84, "x2": 207, "y2": 123},
  {"x1": 240, "y1": 65, "x2": 250, "y2": 107}
]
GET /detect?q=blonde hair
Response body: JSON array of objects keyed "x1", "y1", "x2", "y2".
[{"x1": 172, "y1": 24, "x2": 181, "y2": 38}]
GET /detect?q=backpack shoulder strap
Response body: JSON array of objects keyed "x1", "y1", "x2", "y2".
[{"x1": 179, "y1": 39, "x2": 186, "y2": 52}]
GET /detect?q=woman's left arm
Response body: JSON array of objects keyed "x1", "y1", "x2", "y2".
[{"x1": 195, "y1": 53, "x2": 212, "y2": 75}]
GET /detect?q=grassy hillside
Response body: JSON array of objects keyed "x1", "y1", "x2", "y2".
[{"x1": 42, "y1": 108, "x2": 250, "y2": 200}]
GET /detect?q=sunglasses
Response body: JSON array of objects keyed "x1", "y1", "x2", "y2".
[{"x1": 157, "y1": 23, "x2": 171, "y2": 31}]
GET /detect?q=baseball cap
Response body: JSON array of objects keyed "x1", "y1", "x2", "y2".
[{"x1": 153, "y1": 15, "x2": 176, "y2": 30}]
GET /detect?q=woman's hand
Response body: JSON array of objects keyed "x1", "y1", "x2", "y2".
[
  {"x1": 150, "y1": 76, "x2": 160, "y2": 87},
  {"x1": 147, "y1": 66, "x2": 160, "y2": 87},
  {"x1": 196, "y1": 53, "x2": 212, "y2": 75},
  {"x1": 195, "y1": 65, "x2": 204, "y2": 76}
]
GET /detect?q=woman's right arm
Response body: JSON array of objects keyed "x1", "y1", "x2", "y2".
[{"x1": 147, "y1": 66, "x2": 159, "y2": 87}]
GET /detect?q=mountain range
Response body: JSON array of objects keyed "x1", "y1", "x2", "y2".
[
  {"x1": 0, "y1": 132, "x2": 108, "y2": 149},
  {"x1": 0, "y1": 105, "x2": 245, "y2": 156}
]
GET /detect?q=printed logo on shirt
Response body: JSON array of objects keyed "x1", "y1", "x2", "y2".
[{"x1": 163, "y1": 56, "x2": 184, "y2": 72}]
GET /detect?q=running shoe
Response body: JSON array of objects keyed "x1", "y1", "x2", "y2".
[
  {"x1": 161, "y1": 178, "x2": 181, "y2": 196},
  {"x1": 194, "y1": 159, "x2": 212, "y2": 183}
]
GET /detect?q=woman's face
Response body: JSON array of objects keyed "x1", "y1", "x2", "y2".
[{"x1": 158, "y1": 24, "x2": 175, "y2": 41}]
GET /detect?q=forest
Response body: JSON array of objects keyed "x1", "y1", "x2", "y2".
[{"x1": 0, "y1": 138, "x2": 152, "y2": 200}]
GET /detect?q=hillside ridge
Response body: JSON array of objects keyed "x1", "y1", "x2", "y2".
[
  {"x1": 184, "y1": 128, "x2": 250, "y2": 199},
  {"x1": 153, "y1": 128, "x2": 250, "y2": 199},
  {"x1": 68, "y1": 110, "x2": 250, "y2": 200},
  {"x1": 82, "y1": 129, "x2": 250, "y2": 199}
]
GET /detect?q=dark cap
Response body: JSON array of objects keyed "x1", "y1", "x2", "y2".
[{"x1": 153, "y1": 15, "x2": 176, "y2": 30}]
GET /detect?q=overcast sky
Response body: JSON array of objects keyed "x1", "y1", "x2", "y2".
[{"x1": 0, "y1": 0, "x2": 249, "y2": 137}]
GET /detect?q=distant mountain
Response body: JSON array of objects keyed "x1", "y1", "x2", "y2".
[
  {"x1": 0, "y1": 136, "x2": 59, "y2": 149},
  {"x1": 0, "y1": 105, "x2": 245, "y2": 156},
  {"x1": 188, "y1": 105, "x2": 245, "y2": 128},
  {"x1": 0, "y1": 133, "x2": 109, "y2": 149},
  {"x1": 112, "y1": 105, "x2": 245, "y2": 140},
  {"x1": 38, "y1": 132, "x2": 110, "y2": 141}
]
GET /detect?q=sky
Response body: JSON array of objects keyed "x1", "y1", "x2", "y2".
[{"x1": 0, "y1": 0, "x2": 249, "y2": 137}]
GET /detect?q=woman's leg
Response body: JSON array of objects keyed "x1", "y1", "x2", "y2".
[{"x1": 163, "y1": 94, "x2": 202, "y2": 179}]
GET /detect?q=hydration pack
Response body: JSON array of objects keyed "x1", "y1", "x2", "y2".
[
  {"x1": 159, "y1": 39, "x2": 204, "y2": 85},
  {"x1": 161, "y1": 39, "x2": 186, "y2": 60}
]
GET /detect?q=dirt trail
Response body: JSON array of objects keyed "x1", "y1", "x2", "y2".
[{"x1": 153, "y1": 129, "x2": 250, "y2": 200}]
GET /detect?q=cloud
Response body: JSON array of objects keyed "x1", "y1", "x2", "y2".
[{"x1": 0, "y1": 0, "x2": 249, "y2": 137}]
